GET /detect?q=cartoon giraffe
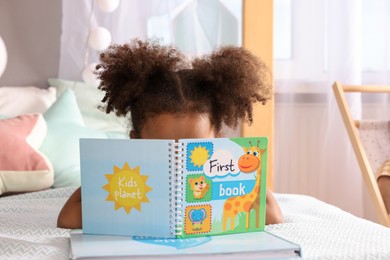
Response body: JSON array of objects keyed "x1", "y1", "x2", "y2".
[{"x1": 222, "y1": 140, "x2": 264, "y2": 231}]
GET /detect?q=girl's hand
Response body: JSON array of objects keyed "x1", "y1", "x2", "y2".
[
  {"x1": 57, "y1": 187, "x2": 82, "y2": 229},
  {"x1": 265, "y1": 190, "x2": 284, "y2": 225}
]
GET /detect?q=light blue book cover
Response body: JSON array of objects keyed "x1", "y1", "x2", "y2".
[
  {"x1": 79, "y1": 137, "x2": 268, "y2": 239},
  {"x1": 80, "y1": 139, "x2": 174, "y2": 238}
]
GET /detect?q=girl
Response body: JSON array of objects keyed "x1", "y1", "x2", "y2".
[{"x1": 57, "y1": 39, "x2": 283, "y2": 228}]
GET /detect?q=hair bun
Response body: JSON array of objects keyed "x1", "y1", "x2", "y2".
[
  {"x1": 191, "y1": 46, "x2": 272, "y2": 127},
  {"x1": 96, "y1": 38, "x2": 188, "y2": 116}
]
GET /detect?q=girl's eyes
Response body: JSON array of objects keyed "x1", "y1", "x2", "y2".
[{"x1": 195, "y1": 182, "x2": 198, "y2": 185}]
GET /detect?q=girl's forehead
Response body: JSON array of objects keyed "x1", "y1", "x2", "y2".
[{"x1": 139, "y1": 113, "x2": 217, "y2": 140}]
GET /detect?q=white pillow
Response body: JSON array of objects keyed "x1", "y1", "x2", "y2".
[{"x1": 0, "y1": 86, "x2": 57, "y2": 116}]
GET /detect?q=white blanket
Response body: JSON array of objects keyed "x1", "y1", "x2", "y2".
[{"x1": 1, "y1": 188, "x2": 390, "y2": 259}]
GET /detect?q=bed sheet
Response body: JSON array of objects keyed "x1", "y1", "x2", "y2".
[
  {"x1": 1, "y1": 187, "x2": 390, "y2": 259},
  {"x1": 0, "y1": 188, "x2": 73, "y2": 259},
  {"x1": 266, "y1": 194, "x2": 390, "y2": 259}
]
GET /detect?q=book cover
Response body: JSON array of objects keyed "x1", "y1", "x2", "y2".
[
  {"x1": 70, "y1": 230, "x2": 301, "y2": 260},
  {"x1": 80, "y1": 137, "x2": 268, "y2": 238}
]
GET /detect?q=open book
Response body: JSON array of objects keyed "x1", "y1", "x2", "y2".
[{"x1": 80, "y1": 137, "x2": 268, "y2": 238}]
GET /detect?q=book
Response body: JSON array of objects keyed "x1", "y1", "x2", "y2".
[
  {"x1": 80, "y1": 137, "x2": 268, "y2": 238},
  {"x1": 69, "y1": 230, "x2": 302, "y2": 259}
]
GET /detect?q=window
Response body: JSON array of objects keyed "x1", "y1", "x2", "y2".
[
  {"x1": 274, "y1": 0, "x2": 390, "y2": 89},
  {"x1": 147, "y1": 0, "x2": 242, "y2": 56}
]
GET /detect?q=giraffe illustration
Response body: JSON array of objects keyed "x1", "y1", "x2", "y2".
[{"x1": 222, "y1": 140, "x2": 265, "y2": 231}]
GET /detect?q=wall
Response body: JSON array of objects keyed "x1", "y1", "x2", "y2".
[
  {"x1": 274, "y1": 99, "x2": 390, "y2": 224},
  {"x1": 0, "y1": 0, "x2": 61, "y2": 87}
]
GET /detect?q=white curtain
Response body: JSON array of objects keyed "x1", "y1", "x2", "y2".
[
  {"x1": 59, "y1": 0, "x2": 242, "y2": 81},
  {"x1": 274, "y1": 0, "x2": 390, "y2": 222}
]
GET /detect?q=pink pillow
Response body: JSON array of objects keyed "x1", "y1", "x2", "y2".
[{"x1": 0, "y1": 114, "x2": 54, "y2": 195}]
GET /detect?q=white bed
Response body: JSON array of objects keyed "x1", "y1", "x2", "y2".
[
  {"x1": 1, "y1": 187, "x2": 390, "y2": 259},
  {"x1": 1, "y1": 83, "x2": 390, "y2": 259}
]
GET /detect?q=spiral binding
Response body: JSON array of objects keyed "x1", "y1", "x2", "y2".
[{"x1": 169, "y1": 141, "x2": 185, "y2": 236}]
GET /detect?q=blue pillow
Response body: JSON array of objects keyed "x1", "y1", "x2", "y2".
[
  {"x1": 39, "y1": 89, "x2": 108, "y2": 188},
  {"x1": 48, "y1": 78, "x2": 128, "y2": 134}
]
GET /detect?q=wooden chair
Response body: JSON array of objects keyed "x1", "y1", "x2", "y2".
[{"x1": 333, "y1": 81, "x2": 390, "y2": 227}]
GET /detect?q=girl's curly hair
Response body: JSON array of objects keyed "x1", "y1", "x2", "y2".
[{"x1": 96, "y1": 38, "x2": 272, "y2": 134}]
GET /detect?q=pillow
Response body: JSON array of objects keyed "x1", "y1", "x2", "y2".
[
  {"x1": 39, "y1": 89, "x2": 109, "y2": 188},
  {"x1": 0, "y1": 86, "x2": 56, "y2": 116},
  {"x1": 0, "y1": 114, "x2": 54, "y2": 195},
  {"x1": 48, "y1": 78, "x2": 128, "y2": 134}
]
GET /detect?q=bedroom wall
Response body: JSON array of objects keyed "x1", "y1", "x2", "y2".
[{"x1": 0, "y1": 0, "x2": 61, "y2": 87}]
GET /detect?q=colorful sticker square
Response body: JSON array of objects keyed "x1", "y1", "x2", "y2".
[
  {"x1": 186, "y1": 174, "x2": 212, "y2": 203},
  {"x1": 186, "y1": 142, "x2": 213, "y2": 171},
  {"x1": 184, "y1": 205, "x2": 212, "y2": 235}
]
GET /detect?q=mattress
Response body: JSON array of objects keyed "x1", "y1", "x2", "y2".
[{"x1": 1, "y1": 187, "x2": 389, "y2": 259}]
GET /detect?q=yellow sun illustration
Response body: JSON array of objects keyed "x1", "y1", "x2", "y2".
[
  {"x1": 189, "y1": 145, "x2": 210, "y2": 167},
  {"x1": 102, "y1": 162, "x2": 152, "y2": 214}
]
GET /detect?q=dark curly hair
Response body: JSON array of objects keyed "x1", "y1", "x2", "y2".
[{"x1": 96, "y1": 38, "x2": 272, "y2": 135}]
